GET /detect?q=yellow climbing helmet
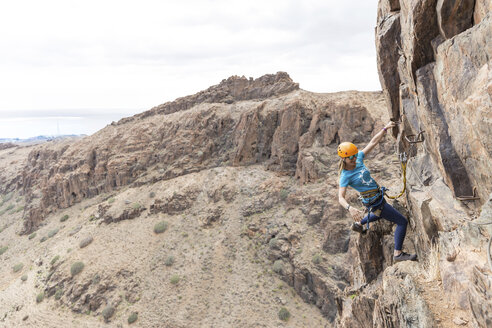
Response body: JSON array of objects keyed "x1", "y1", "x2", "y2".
[{"x1": 337, "y1": 142, "x2": 358, "y2": 158}]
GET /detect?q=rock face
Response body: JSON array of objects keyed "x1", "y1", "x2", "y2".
[
  {"x1": 372, "y1": 1, "x2": 492, "y2": 327},
  {"x1": 121, "y1": 72, "x2": 299, "y2": 123},
  {"x1": 437, "y1": 0, "x2": 475, "y2": 39},
  {"x1": 376, "y1": 12, "x2": 402, "y2": 124},
  {"x1": 474, "y1": 0, "x2": 492, "y2": 24},
  {"x1": 0, "y1": 80, "x2": 397, "y2": 327},
  {"x1": 0, "y1": 4, "x2": 489, "y2": 326},
  {"x1": 7, "y1": 73, "x2": 386, "y2": 236}
]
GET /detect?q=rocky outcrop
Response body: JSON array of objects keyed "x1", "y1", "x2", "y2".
[
  {"x1": 10, "y1": 73, "x2": 385, "y2": 235},
  {"x1": 372, "y1": 1, "x2": 492, "y2": 327},
  {"x1": 399, "y1": 0, "x2": 440, "y2": 82},
  {"x1": 376, "y1": 11, "x2": 401, "y2": 124},
  {"x1": 433, "y1": 15, "x2": 492, "y2": 201},
  {"x1": 121, "y1": 72, "x2": 299, "y2": 123},
  {"x1": 372, "y1": 264, "x2": 435, "y2": 327},
  {"x1": 337, "y1": 263, "x2": 435, "y2": 328}
]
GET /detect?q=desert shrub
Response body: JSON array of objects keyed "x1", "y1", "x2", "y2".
[
  {"x1": 21, "y1": 275, "x2": 28, "y2": 282},
  {"x1": 69, "y1": 226, "x2": 82, "y2": 236},
  {"x1": 280, "y1": 189, "x2": 289, "y2": 201},
  {"x1": 55, "y1": 288, "x2": 64, "y2": 300},
  {"x1": 102, "y1": 306, "x2": 115, "y2": 321},
  {"x1": 51, "y1": 255, "x2": 60, "y2": 265},
  {"x1": 170, "y1": 275, "x2": 180, "y2": 285},
  {"x1": 40, "y1": 236, "x2": 47, "y2": 243},
  {"x1": 36, "y1": 292, "x2": 44, "y2": 303},
  {"x1": 108, "y1": 197, "x2": 115, "y2": 204},
  {"x1": 92, "y1": 274, "x2": 101, "y2": 284},
  {"x1": 165, "y1": 256, "x2": 175, "y2": 267},
  {"x1": 268, "y1": 238, "x2": 278, "y2": 248},
  {"x1": 71, "y1": 262, "x2": 85, "y2": 276},
  {"x1": 132, "y1": 203, "x2": 141, "y2": 210},
  {"x1": 128, "y1": 312, "x2": 138, "y2": 324},
  {"x1": 278, "y1": 307, "x2": 290, "y2": 321},
  {"x1": 48, "y1": 228, "x2": 59, "y2": 238},
  {"x1": 149, "y1": 191, "x2": 156, "y2": 198},
  {"x1": 312, "y1": 254, "x2": 322, "y2": 265},
  {"x1": 28, "y1": 232, "x2": 36, "y2": 240},
  {"x1": 5, "y1": 204, "x2": 14, "y2": 211},
  {"x1": 15, "y1": 206, "x2": 24, "y2": 213},
  {"x1": 13, "y1": 263, "x2": 24, "y2": 272},
  {"x1": 1, "y1": 192, "x2": 13, "y2": 205},
  {"x1": 0, "y1": 246, "x2": 8, "y2": 255},
  {"x1": 60, "y1": 214, "x2": 69, "y2": 222},
  {"x1": 272, "y1": 260, "x2": 283, "y2": 274},
  {"x1": 79, "y1": 236, "x2": 94, "y2": 248},
  {"x1": 153, "y1": 221, "x2": 168, "y2": 234}
]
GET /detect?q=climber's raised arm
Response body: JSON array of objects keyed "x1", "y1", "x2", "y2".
[{"x1": 361, "y1": 121, "x2": 396, "y2": 156}]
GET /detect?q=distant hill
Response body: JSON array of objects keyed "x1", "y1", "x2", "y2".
[{"x1": 0, "y1": 135, "x2": 85, "y2": 145}]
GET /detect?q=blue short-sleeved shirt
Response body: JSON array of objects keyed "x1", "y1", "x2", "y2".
[{"x1": 339, "y1": 151, "x2": 379, "y2": 203}]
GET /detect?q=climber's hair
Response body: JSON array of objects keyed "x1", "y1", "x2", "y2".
[{"x1": 338, "y1": 158, "x2": 345, "y2": 178}]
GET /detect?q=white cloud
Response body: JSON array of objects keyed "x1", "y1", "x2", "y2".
[{"x1": 0, "y1": 0, "x2": 380, "y2": 137}]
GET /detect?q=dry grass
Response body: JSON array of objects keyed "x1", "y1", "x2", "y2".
[{"x1": 424, "y1": 242, "x2": 441, "y2": 282}]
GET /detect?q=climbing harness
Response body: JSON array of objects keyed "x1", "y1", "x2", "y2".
[
  {"x1": 362, "y1": 189, "x2": 386, "y2": 231},
  {"x1": 359, "y1": 152, "x2": 408, "y2": 231}
]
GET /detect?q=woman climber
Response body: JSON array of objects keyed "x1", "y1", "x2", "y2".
[{"x1": 337, "y1": 121, "x2": 417, "y2": 262}]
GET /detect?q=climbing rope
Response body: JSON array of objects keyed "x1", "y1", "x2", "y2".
[{"x1": 385, "y1": 152, "x2": 407, "y2": 199}]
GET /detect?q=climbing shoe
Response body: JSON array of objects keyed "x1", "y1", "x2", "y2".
[
  {"x1": 393, "y1": 252, "x2": 417, "y2": 262},
  {"x1": 351, "y1": 222, "x2": 365, "y2": 234}
]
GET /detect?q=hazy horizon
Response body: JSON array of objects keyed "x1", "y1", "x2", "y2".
[{"x1": 0, "y1": 108, "x2": 141, "y2": 139}]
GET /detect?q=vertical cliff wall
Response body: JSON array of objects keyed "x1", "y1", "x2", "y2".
[
  {"x1": 337, "y1": 1, "x2": 491, "y2": 327},
  {"x1": 341, "y1": 1, "x2": 492, "y2": 327}
]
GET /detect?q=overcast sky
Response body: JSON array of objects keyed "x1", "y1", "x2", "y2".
[{"x1": 0, "y1": 0, "x2": 380, "y2": 138}]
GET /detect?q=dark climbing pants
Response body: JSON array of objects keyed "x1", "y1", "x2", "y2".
[{"x1": 360, "y1": 200, "x2": 408, "y2": 251}]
